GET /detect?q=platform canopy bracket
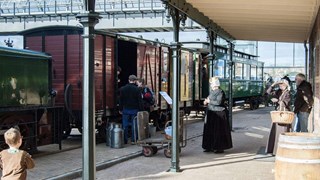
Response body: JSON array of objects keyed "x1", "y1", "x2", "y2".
[{"x1": 162, "y1": 0, "x2": 235, "y2": 42}]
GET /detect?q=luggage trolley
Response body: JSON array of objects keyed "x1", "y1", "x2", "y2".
[
  {"x1": 136, "y1": 111, "x2": 186, "y2": 158},
  {"x1": 135, "y1": 92, "x2": 187, "y2": 158}
]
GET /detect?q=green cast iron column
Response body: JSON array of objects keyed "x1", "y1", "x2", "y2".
[
  {"x1": 228, "y1": 42, "x2": 234, "y2": 130},
  {"x1": 166, "y1": 4, "x2": 182, "y2": 172},
  {"x1": 206, "y1": 30, "x2": 216, "y2": 79}
]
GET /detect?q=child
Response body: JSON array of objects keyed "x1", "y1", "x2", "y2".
[{"x1": 0, "y1": 128, "x2": 35, "y2": 180}]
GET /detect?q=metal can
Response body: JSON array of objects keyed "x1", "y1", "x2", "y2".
[
  {"x1": 106, "y1": 122, "x2": 115, "y2": 146},
  {"x1": 111, "y1": 124, "x2": 124, "y2": 148}
]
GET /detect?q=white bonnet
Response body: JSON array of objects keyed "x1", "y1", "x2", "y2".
[{"x1": 209, "y1": 77, "x2": 220, "y2": 87}]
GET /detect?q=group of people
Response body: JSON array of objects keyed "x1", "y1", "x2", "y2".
[
  {"x1": 202, "y1": 73, "x2": 314, "y2": 155},
  {"x1": 118, "y1": 74, "x2": 155, "y2": 144},
  {"x1": 265, "y1": 73, "x2": 313, "y2": 155}
]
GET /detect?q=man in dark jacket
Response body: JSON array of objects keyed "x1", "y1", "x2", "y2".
[
  {"x1": 293, "y1": 73, "x2": 313, "y2": 132},
  {"x1": 119, "y1": 75, "x2": 143, "y2": 144}
]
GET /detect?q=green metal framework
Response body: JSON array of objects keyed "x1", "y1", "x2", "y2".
[{"x1": 161, "y1": 0, "x2": 235, "y2": 42}]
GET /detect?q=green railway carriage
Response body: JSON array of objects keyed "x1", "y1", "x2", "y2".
[
  {"x1": 218, "y1": 49, "x2": 264, "y2": 108},
  {"x1": 185, "y1": 42, "x2": 265, "y2": 110},
  {"x1": 0, "y1": 46, "x2": 62, "y2": 153},
  {"x1": 0, "y1": 46, "x2": 51, "y2": 107}
]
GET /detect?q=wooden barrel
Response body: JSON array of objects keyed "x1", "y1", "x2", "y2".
[{"x1": 275, "y1": 132, "x2": 320, "y2": 180}]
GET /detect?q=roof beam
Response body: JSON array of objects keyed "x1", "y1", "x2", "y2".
[{"x1": 161, "y1": 0, "x2": 235, "y2": 41}]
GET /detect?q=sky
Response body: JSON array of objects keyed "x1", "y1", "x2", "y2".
[{"x1": 121, "y1": 31, "x2": 208, "y2": 44}]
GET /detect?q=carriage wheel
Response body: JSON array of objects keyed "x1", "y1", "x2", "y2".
[
  {"x1": 249, "y1": 102, "x2": 254, "y2": 110},
  {"x1": 151, "y1": 146, "x2": 158, "y2": 154},
  {"x1": 164, "y1": 148, "x2": 172, "y2": 158},
  {"x1": 0, "y1": 114, "x2": 31, "y2": 151},
  {"x1": 249, "y1": 97, "x2": 260, "y2": 110},
  {"x1": 254, "y1": 102, "x2": 259, "y2": 109},
  {"x1": 142, "y1": 146, "x2": 154, "y2": 157}
]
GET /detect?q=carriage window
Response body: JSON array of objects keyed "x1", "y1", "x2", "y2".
[
  {"x1": 225, "y1": 61, "x2": 230, "y2": 78},
  {"x1": 235, "y1": 63, "x2": 243, "y2": 79},
  {"x1": 243, "y1": 64, "x2": 250, "y2": 80},
  {"x1": 214, "y1": 59, "x2": 225, "y2": 78},
  {"x1": 257, "y1": 66, "x2": 263, "y2": 80},
  {"x1": 251, "y1": 65, "x2": 257, "y2": 80}
]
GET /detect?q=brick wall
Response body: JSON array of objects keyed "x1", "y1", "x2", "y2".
[{"x1": 309, "y1": 7, "x2": 320, "y2": 133}]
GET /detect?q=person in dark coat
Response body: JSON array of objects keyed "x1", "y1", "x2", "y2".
[
  {"x1": 265, "y1": 78, "x2": 291, "y2": 155},
  {"x1": 202, "y1": 77, "x2": 232, "y2": 153},
  {"x1": 119, "y1": 75, "x2": 143, "y2": 144},
  {"x1": 293, "y1": 73, "x2": 313, "y2": 132},
  {"x1": 136, "y1": 78, "x2": 155, "y2": 112}
]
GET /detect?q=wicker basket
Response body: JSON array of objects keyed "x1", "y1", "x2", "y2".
[{"x1": 270, "y1": 111, "x2": 295, "y2": 124}]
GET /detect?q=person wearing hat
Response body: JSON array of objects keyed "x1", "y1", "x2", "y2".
[
  {"x1": 266, "y1": 78, "x2": 291, "y2": 110},
  {"x1": 265, "y1": 78, "x2": 291, "y2": 155},
  {"x1": 202, "y1": 77, "x2": 232, "y2": 153},
  {"x1": 119, "y1": 74, "x2": 143, "y2": 144}
]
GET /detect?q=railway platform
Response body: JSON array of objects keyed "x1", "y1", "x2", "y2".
[{"x1": 26, "y1": 106, "x2": 275, "y2": 180}]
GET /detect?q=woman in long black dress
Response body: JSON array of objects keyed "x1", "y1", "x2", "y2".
[
  {"x1": 265, "y1": 78, "x2": 291, "y2": 155},
  {"x1": 202, "y1": 77, "x2": 233, "y2": 153}
]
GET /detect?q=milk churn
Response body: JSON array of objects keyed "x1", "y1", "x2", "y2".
[
  {"x1": 148, "y1": 124, "x2": 156, "y2": 137},
  {"x1": 106, "y1": 122, "x2": 115, "y2": 146},
  {"x1": 111, "y1": 124, "x2": 124, "y2": 148}
]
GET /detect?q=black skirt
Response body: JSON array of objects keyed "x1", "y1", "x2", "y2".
[
  {"x1": 265, "y1": 123, "x2": 291, "y2": 155},
  {"x1": 202, "y1": 110, "x2": 233, "y2": 151}
]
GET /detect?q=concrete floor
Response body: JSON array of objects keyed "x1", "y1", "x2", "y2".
[{"x1": 27, "y1": 106, "x2": 276, "y2": 180}]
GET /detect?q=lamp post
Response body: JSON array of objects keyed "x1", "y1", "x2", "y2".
[{"x1": 76, "y1": 0, "x2": 101, "y2": 179}]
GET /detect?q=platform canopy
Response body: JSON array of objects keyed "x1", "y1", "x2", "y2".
[{"x1": 169, "y1": 0, "x2": 320, "y2": 43}]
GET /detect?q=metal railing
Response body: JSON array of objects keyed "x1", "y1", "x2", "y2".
[{"x1": 0, "y1": 0, "x2": 165, "y2": 17}]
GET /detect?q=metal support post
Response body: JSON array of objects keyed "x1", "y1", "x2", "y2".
[
  {"x1": 206, "y1": 30, "x2": 216, "y2": 79},
  {"x1": 170, "y1": 41, "x2": 181, "y2": 172},
  {"x1": 76, "y1": 1, "x2": 100, "y2": 179},
  {"x1": 166, "y1": 4, "x2": 182, "y2": 172},
  {"x1": 305, "y1": 40, "x2": 314, "y2": 132},
  {"x1": 228, "y1": 42, "x2": 234, "y2": 130}
]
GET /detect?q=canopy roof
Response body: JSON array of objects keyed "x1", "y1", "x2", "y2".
[{"x1": 184, "y1": 0, "x2": 320, "y2": 42}]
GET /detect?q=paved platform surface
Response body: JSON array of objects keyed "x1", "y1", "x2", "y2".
[{"x1": 26, "y1": 106, "x2": 275, "y2": 180}]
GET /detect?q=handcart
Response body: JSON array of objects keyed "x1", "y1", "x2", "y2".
[{"x1": 135, "y1": 111, "x2": 187, "y2": 158}]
